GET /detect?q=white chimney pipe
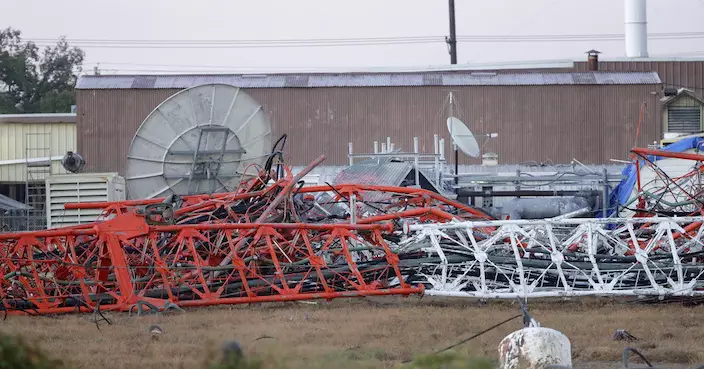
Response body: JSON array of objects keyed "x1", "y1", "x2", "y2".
[{"x1": 625, "y1": 0, "x2": 648, "y2": 58}]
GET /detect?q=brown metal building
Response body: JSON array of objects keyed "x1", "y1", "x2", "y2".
[
  {"x1": 573, "y1": 60, "x2": 704, "y2": 97},
  {"x1": 75, "y1": 71, "x2": 662, "y2": 173}
]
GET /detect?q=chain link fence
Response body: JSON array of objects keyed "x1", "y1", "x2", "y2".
[{"x1": 0, "y1": 209, "x2": 46, "y2": 233}]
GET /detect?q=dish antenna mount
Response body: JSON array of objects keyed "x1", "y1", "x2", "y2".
[{"x1": 125, "y1": 83, "x2": 272, "y2": 200}]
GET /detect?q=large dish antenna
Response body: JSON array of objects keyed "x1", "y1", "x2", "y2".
[
  {"x1": 447, "y1": 117, "x2": 480, "y2": 157},
  {"x1": 125, "y1": 83, "x2": 272, "y2": 199}
]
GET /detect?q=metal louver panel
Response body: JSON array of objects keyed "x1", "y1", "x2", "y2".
[
  {"x1": 46, "y1": 173, "x2": 126, "y2": 228},
  {"x1": 668, "y1": 107, "x2": 701, "y2": 133}
]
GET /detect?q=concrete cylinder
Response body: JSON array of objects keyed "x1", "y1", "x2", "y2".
[{"x1": 498, "y1": 327, "x2": 571, "y2": 369}]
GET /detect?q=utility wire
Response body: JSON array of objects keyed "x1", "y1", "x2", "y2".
[
  {"x1": 401, "y1": 314, "x2": 522, "y2": 364},
  {"x1": 24, "y1": 31, "x2": 704, "y2": 49},
  {"x1": 27, "y1": 31, "x2": 704, "y2": 43}
]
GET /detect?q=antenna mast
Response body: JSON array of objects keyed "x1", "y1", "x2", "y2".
[{"x1": 448, "y1": 92, "x2": 459, "y2": 189}]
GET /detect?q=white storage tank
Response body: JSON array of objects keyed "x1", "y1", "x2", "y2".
[{"x1": 45, "y1": 172, "x2": 126, "y2": 228}]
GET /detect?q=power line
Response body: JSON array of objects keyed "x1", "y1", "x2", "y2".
[
  {"x1": 22, "y1": 31, "x2": 704, "y2": 49},
  {"x1": 27, "y1": 36, "x2": 444, "y2": 49},
  {"x1": 28, "y1": 36, "x2": 442, "y2": 44},
  {"x1": 28, "y1": 31, "x2": 704, "y2": 43}
]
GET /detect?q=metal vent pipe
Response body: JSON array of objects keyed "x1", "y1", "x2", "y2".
[{"x1": 625, "y1": 0, "x2": 648, "y2": 58}]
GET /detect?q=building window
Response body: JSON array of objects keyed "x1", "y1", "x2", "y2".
[{"x1": 668, "y1": 106, "x2": 701, "y2": 133}]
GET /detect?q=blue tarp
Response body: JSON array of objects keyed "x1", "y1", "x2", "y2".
[{"x1": 606, "y1": 137, "x2": 704, "y2": 217}]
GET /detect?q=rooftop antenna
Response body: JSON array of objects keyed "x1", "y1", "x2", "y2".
[
  {"x1": 447, "y1": 116, "x2": 480, "y2": 158},
  {"x1": 446, "y1": 93, "x2": 479, "y2": 190}
]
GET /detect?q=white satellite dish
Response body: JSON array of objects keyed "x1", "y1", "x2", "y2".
[
  {"x1": 125, "y1": 83, "x2": 272, "y2": 199},
  {"x1": 446, "y1": 116, "x2": 480, "y2": 157}
]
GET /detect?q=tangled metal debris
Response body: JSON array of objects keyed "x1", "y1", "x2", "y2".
[
  {"x1": 2, "y1": 143, "x2": 704, "y2": 315},
  {"x1": 0, "y1": 154, "x2": 490, "y2": 315}
]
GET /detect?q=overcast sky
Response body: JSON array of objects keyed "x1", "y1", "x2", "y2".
[{"x1": 3, "y1": 0, "x2": 704, "y2": 74}]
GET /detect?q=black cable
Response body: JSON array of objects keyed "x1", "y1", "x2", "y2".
[
  {"x1": 272, "y1": 134, "x2": 288, "y2": 153},
  {"x1": 264, "y1": 152, "x2": 284, "y2": 178},
  {"x1": 622, "y1": 347, "x2": 654, "y2": 368},
  {"x1": 634, "y1": 152, "x2": 704, "y2": 209},
  {"x1": 92, "y1": 298, "x2": 113, "y2": 331},
  {"x1": 401, "y1": 314, "x2": 521, "y2": 364}
]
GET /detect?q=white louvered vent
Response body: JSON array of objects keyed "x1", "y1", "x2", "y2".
[{"x1": 45, "y1": 173, "x2": 126, "y2": 229}]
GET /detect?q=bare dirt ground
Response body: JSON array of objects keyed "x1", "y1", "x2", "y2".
[{"x1": 1, "y1": 297, "x2": 703, "y2": 369}]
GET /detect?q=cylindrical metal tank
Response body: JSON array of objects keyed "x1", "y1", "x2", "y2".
[{"x1": 625, "y1": 0, "x2": 648, "y2": 58}]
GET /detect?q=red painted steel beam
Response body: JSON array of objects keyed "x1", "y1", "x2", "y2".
[
  {"x1": 631, "y1": 147, "x2": 704, "y2": 162},
  {"x1": 4, "y1": 287, "x2": 424, "y2": 316},
  {"x1": 257, "y1": 155, "x2": 325, "y2": 222},
  {"x1": 2, "y1": 161, "x2": 496, "y2": 316}
]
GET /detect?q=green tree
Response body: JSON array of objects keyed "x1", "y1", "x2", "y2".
[{"x1": 0, "y1": 27, "x2": 84, "y2": 114}]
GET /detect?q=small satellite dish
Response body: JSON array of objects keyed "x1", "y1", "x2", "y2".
[{"x1": 447, "y1": 117, "x2": 480, "y2": 157}]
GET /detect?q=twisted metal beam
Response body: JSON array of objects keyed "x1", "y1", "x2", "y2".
[{"x1": 404, "y1": 217, "x2": 704, "y2": 299}]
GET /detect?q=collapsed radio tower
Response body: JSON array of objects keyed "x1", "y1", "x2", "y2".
[{"x1": 2, "y1": 84, "x2": 704, "y2": 316}]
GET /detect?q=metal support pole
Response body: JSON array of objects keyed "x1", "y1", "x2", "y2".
[
  {"x1": 434, "y1": 134, "x2": 440, "y2": 187},
  {"x1": 454, "y1": 149, "x2": 459, "y2": 189},
  {"x1": 348, "y1": 142, "x2": 354, "y2": 166},
  {"x1": 602, "y1": 168, "x2": 609, "y2": 218},
  {"x1": 413, "y1": 137, "x2": 420, "y2": 186},
  {"x1": 449, "y1": 92, "x2": 459, "y2": 190},
  {"x1": 350, "y1": 193, "x2": 356, "y2": 224},
  {"x1": 440, "y1": 138, "x2": 446, "y2": 185}
]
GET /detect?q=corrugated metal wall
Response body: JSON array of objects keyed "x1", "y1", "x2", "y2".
[
  {"x1": 76, "y1": 88, "x2": 176, "y2": 175},
  {"x1": 574, "y1": 61, "x2": 704, "y2": 96},
  {"x1": 77, "y1": 83, "x2": 660, "y2": 174},
  {"x1": 0, "y1": 122, "x2": 76, "y2": 182}
]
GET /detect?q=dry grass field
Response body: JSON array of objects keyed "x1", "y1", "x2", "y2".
[{"x1": 1, "y1": 297, "x2": 703, "y2": 369}]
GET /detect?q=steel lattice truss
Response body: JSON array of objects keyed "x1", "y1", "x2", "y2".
[
  {"x1": 4, "y1": 147, "x2": 704, "y2": 316},
  {"x1": 403, "y1": 217, "x2": 704, "y2": 299},
  {"x1": 0, "y1": 158, "x2": 491, "y2": 315}
]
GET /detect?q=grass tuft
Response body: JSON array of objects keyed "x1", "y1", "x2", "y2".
[
  {"x1": 0, "y1": 331, "x2": 67, "y2": 369},
  {"x1": 410, "y1": 352, "x2": 494, "y2": 369}
]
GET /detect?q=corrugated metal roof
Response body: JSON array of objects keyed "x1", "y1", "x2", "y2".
[
  {"x1": 334, "y1": 161, "x2": 413, "y2": 187},
  {"x1": 0, "y1": 113, "x2": 76, "y2": 124},
  {"x1": 333, "y1": 162, "x2": 413, "y2": 205},
  {"x1": 0, "y1": 194, "x2": 29, "y2": 211},
  {"x1": 76, "y1": 71, "x2": 661, "y2": 90}
]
